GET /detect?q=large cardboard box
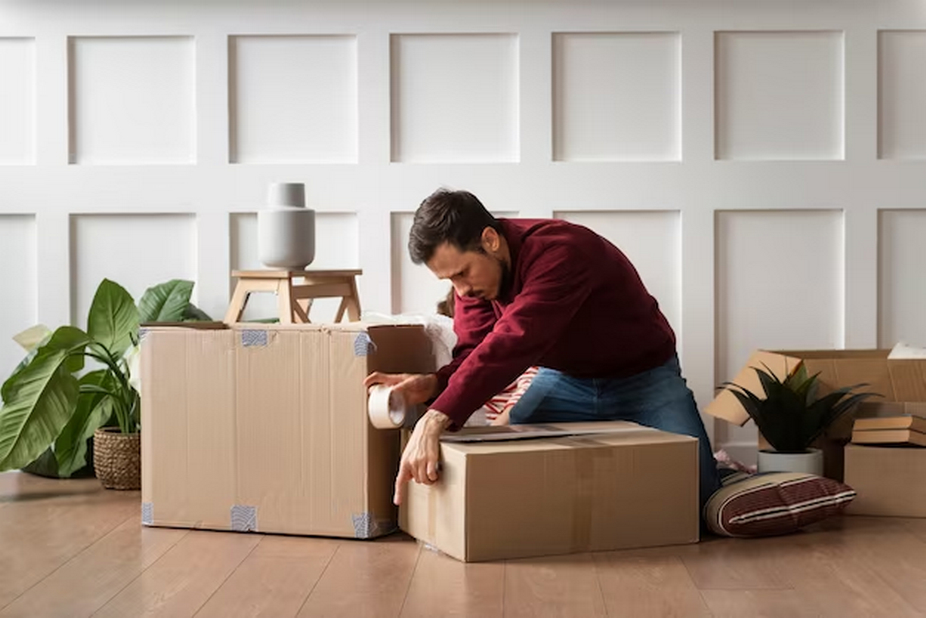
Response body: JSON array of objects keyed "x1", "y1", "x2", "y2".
[
  {"x1": 844, "y1": 444, "x2": 926, "y2": 517},
  {"x1": 140, "y1": 322, "x2": 436, "y2": 539},
  {"x1": 400, "y1": 422, "x2": 700, "y2": 562},
  {"x1": 706, "y1": 350, "x2": 926, "y2": 479}
]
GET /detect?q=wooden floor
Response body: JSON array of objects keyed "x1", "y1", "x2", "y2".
[{"x1": 2, "y1": 472, "x2": 926, "y2": 618}]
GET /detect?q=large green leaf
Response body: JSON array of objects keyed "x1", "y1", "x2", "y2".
[
  {"x1": 183, "y1": 302, "x2": 212, "y2": 322},
  {"x1": 55, "y1": 370, "x2": 115, "y2": 478},
  {"x1": 87, "y1": 279, "x2": 139, "y2": 358},
  {"x1": 139, "y1": 279, "x2": 194, "y2": 323},
  {"x1": 13, "y1": 324, "x2": 52, "y2": 352},
  {"x1": 45, "y1": 326, "x2": 92, "y2": 373},
  {"x1": 2, "y1": 326, "x2": 90, "y2": 403},
  {"x1": 0, "y1": 349, "x2": 79, "y2": 471}
]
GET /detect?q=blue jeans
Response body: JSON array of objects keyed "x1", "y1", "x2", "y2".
[{"x1": 508, "y1": 355, "x2": 721, "y2": 515}]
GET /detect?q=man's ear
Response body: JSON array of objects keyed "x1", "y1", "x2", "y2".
[{"x1": 481, "y1": 227, "x2": 501, "y2": 254}]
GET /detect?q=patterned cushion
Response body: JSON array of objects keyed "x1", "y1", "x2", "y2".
[{"x1": 704, "y1": 471, "x2": 856, "y2": 538}]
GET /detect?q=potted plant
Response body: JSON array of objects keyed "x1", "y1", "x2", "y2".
[
  {"x1": 0, "y1": 278, "x2": 211, "y2": 488},
  {"x1": 721, "y1": 363, "x2": 876, "y2": 475}
]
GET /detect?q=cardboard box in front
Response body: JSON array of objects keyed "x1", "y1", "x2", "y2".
[
  {"x1": 844, "y1": 443, "x2": 926, "y2": 517},
  {"x1": 140, "y1": 322, "x2": 436, "y2": 539},
  {"x1": 706, "y1": 350, "x2": 926, "y2": 480},
  {"x1": 400, "y1": 422, "x2": 700, "y2": 562}
]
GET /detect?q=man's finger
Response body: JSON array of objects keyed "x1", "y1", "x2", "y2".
[
  {"x1": 394, "y1": 466, "x2": 411, "y2": 505},
  {"x1": 363, "y1": 372, "x2": 385, "y2": 389},
  {"x1": 417, "y1": 460, "x2": 434, "y2": 485},
  {"x1": 426, "y1": 459, "x2": 439, "y2": 482}
]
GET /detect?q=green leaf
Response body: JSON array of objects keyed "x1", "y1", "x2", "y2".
[
  {"x1": 182, "y1": 302, "x2": 212, "y2": 322},
  {"x1": 55, "y1": 370, "x2": 114, "y2": 478},
  {"x1": 139, "y1": 279, "x2": 194, "y2": 323},
  {"x1": 13, "y1": 324, "x2": 52, "y2": 353},
  {"x1": 1, "y1": 326, "x2": 90, "y2": 404},
  {"x1": 45, "y1": 326, "x2": 93, "y2": 373},
  {"x1": 0, "y1": 349, "x2": 79, "y2": 471},
  {"x1": 87, "y1": 279, "x2": 139, "y2": 358}
]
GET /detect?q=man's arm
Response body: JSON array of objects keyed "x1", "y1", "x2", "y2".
[
  {"x1": 432, "y1": 243, "x2": 593, "y2": 429},
  {"x1": 434, "y1": 291, "x2": 498, "y2": 393}
]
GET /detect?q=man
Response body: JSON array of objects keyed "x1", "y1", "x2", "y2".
[{"x1": 364, "y1": 188, "x2": 721, "y2": 512}]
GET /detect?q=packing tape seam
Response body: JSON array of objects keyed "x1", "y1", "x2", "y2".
[{"x1": 571, "y1": 450, "x2": 595, "y2": 552}]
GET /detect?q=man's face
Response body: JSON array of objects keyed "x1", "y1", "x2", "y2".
[{"x1": 427, "y1": 241, "x2": 505, "y2": 302}]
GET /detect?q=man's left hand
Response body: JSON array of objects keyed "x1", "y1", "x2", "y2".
[{"x1": 394, "y1": 409, "x2": 451, "y2": 505}]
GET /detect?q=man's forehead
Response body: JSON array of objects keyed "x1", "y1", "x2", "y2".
[{"x1": 428, "y1": 243, "x2": 469, "y2": 277}]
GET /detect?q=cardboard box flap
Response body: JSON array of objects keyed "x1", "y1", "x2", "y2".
[{"x1": 705, "y1": 351, "x2": 804, "y2": 426}]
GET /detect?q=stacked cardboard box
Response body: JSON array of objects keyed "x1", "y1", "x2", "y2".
[
  {"x1": 706, "y1": 349, "x2": 926, "y2": 481},
  {"x1": 844, "y1": 402, "x2": 926, "y2": 517}
]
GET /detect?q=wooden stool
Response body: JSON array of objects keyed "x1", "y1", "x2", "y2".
[{"x1": 224, "y1": 269, "x2": 362, "y2": 325}]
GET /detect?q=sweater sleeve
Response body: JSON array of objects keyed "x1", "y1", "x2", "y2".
[
  {"x1": 434, "y1": 292, "x2": 498, "y2": 393},
  {"x1": 431, "y1": 243, "x2": 592, "y2": 429}
]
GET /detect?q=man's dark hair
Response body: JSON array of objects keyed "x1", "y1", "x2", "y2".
[{"x1": 408, "y1": 189, "x2": 502, "y2": 265}]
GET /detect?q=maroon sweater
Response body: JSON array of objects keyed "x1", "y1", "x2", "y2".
[{"x1": 432, "y1": 218, "x2": 677, "y2": 430}]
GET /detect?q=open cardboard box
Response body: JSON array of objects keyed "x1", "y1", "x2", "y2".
[{"x1": 706, "y1": 349, "x2": 926, "y2": 480}]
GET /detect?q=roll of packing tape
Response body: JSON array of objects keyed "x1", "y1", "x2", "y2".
[{"x1": 368, "y1": 384, "x2": 410, "y2": 429}]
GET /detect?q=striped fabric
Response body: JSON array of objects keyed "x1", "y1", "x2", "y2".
[
  {"x1": 705, "y1": 471, "x2": 856, "y2": 538},
  {"x1": 481, "y1": 366, "x2": 540, "y2": 422}
]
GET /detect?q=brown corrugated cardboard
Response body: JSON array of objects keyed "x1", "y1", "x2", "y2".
[
  {"x1": 140, "y1": 322, "x2": 436, "y2": 539},
  {"x1": 400, "y1": 421, "x2": 699, "y2": 562},
  {"x1": 845, "y1": 444, "x2": 926, "y2": 517},
  {"x1": 706, "y1": 349, "x2": 926, "y2": 427}
]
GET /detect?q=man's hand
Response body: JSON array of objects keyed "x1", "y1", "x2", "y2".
[
  {"x1": 490, "y1": 408, "x2": 511, "y2": 426},
  {"x1": 363, "y1": 372, "x2": 439, "y2": 406},
  {"x1": 394, "y1": 409, "x2": 451, "y2": 505}
]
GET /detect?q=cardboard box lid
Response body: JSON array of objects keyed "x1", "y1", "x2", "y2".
[{"x1": 706, "y1": 349, "x2": 926, "y2": 427}]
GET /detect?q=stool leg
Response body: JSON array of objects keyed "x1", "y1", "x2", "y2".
[
  {"x1": 346, "y1": 277, "x2": 362, "y2": 321},
  {"x1": 277, "y1": 280, "x2": 294, "y2": 325},
  {"x1": 293, "y1": 298, "x2": 311, "y2": 323},
  {"x1": 224, "y1": 281, "x2": 250, "y2": 324}
]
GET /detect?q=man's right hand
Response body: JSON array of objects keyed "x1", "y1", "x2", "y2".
[{"x1": 363, "y1": 372, "x2": 439, "y2": 406}]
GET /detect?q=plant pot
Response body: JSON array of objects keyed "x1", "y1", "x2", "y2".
[
  {"x1": 757, "y1": 447, "x2": 824, "y2": 476},
  {"x1": 93, "y1": 427, "x2": 141, "y2": 490}
]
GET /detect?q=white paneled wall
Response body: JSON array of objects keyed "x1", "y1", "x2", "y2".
[
  {"x1": 879, "y1": 210, "x2": 926, "y2": 348},
  {"x1": 1, "y1": 0, "x2": 925, "y2": 458},
  {"x1": 0, "y1": 38, "x2": 34, "y2": 165},
  {"x1": 69, "y1": 215, "x2": 198, "y2": 327},
  {"x1": 229, "y1": 35, "x2": 358, "y2": 164},
  {"x1": 0, "y1": 216, "x2": 37, "y2": 378},
  {"x1": 879, "y1": 31, "x2": 926, "y2": 160},
  {"x1": 553, "y1": 33, "x2": 681, "y2": 162},
  {"x1": 390, "y1": 34, "x2": 519, "y2": 163},
  {"x1": 68, "y1": 37, "x2": 196, "y2": 165},
  {"x1": 715, "y1": 31, "x2": 844, "y2": 161}
]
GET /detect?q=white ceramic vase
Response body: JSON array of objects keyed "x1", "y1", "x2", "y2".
[
  {"x1": 757, "y1": 448, "x2": 824, "y2": 476},
  {"x1": 257, "y1": 182, "x2": 316, "y2": 270}
]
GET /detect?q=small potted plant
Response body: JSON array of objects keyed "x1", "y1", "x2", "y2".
[
  {"x1": 721, "y1": 363, "x2": 876, "y2": 475},
  {"x1": 0, "y1": 278, "x2": 211, "y2": 488}
]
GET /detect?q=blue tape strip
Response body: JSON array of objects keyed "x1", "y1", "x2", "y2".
[
  {"x1": 231, "y1": 505, "x2": 258, "y2": 532},
  {"x1": 240, "y1": 330, "x2": 269, "y2": 348}
]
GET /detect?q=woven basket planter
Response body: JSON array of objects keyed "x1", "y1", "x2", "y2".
[{"x1": 93, "y1": 428, "x2": 141, "y2": 490}]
